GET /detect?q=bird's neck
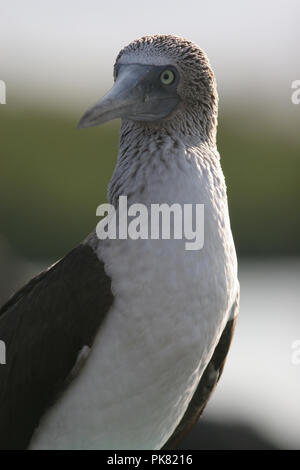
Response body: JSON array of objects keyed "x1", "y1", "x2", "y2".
[{"x1": 107, "y1": 120, "x2": 220, "y2": 207}]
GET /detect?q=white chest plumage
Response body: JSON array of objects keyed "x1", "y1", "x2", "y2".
[{"x1": 30, "y1": 142, "x2": 238, "y2": 450}]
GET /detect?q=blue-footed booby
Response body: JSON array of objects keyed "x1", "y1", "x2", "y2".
[{"x1": 0, "y1": 34, "x2": 239, "y2": 450}]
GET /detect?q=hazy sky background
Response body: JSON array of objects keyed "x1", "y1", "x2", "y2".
[{"x1": 0, "y1": 0, "x2": 299, "y2": 112}]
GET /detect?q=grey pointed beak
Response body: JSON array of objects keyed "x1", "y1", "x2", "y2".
[{"x1": 78, "y1": 64, "x2": 180, "y2": 128}]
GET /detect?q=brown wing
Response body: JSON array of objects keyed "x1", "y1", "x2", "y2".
[{"x1": 162, "y1": 290, "x2": 239, "y2": 450}]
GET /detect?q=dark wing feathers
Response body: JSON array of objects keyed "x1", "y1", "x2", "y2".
[
  {"x1": 0, "y1": 244, "x2": 113, "y2": 450},
  {"x1": 162, "y1": 291, "x2": 239, "y2": 450}
]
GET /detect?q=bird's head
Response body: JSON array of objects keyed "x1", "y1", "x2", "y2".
[{"x1": 79, "y1": 35, "x2": 218, "y2": 142}]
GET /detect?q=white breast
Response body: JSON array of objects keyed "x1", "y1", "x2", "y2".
[{"x1": 30, "y1": 147, "x2": 238, "y2": 450}]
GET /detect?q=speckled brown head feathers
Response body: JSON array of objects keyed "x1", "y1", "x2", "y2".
[{"x1": 115, "y1": 35, "x2": 218, "y2": 144}]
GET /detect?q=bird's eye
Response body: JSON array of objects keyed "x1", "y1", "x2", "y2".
[{"x1": 160, "y1": 69, "x2": 175, "y2": 85}]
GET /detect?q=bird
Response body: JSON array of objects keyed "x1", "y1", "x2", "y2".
[{"x1": 0, "y1": 34, "x2": 239, "y2": 450}]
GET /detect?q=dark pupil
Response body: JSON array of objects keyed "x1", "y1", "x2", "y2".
[{"x1": 163, "y1": 73, "x2": 170, "y2": 80}]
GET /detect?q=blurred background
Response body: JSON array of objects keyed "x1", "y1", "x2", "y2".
[{"x1": 0, "y1": 0, "x2": 299, "y2": 449}]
